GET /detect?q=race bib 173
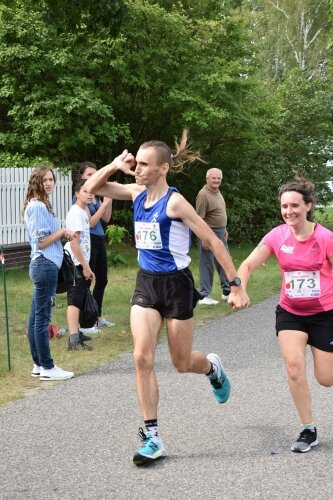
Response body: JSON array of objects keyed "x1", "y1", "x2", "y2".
[{"x1": 284, "y1": 270, "x2": 320, "y2": 298}]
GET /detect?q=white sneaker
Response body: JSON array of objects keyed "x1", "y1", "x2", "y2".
[
  {"x1": 221, "y1": 294, "x2": 230, "y2": 300},
  {"x1": 79, "y1": 326, "x2": 100, "y2": 334},
  {"x1": 198, "y1": 296, "x2": 219, "y2": 305},
  {"x1": 31, "y1": 364, "x2": 41, "y2": 377},
  {"x1": 97, "y1": 317, "x2": 115, "y2": 328},
  {"x1": 39, "y1": 365, "x2": 74, "y2": 381}
]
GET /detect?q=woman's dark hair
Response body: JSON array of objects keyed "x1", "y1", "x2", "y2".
[
  {"x1": 23, "y1": 165, "x2": 56, "y2": 213},
  {"x1": 74, "y1": 178, "x2": 87, "y2": 193},
  {"x1": 139, "y1": 129, "x2": 204, "y2": 173},
  {"x1": 279, "y1": 176, "x2": 316, "y2": 220},
  {"x1": 77, "y1": 161, "x2": 97, "y2": 179}
]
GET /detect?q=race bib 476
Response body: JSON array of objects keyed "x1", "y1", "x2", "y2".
[{"x1": 135, "y1": 221, "x2": 162, "y2": 249}]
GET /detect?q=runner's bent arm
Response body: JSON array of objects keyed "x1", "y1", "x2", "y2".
[
  {"x1": 237, "y1": 242, "x2": 272, "y2": 290},
  {"x1": 84, "y1": 150, "x2": 142, "y2": 201},
  {"x1": 167, "y1": 193, "x2": 249, "y2": 307}
]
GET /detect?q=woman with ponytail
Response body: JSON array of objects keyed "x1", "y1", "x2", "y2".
[{"x1": 232, "y1": 177, "x2": 333, "y2": 454}]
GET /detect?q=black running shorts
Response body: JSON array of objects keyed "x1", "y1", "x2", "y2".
[
  {"x1": 275, "y1": 304, "x2": 333, "y2": 352},
  {"x1": 131, "y1": 267, "x2": 202, "y2": 320}
]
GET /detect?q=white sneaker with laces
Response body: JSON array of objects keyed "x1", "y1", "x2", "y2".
[
  {"x1": 31, "y1": 364, "x2": 41, "y2": 377},
  {"x1": 39, "y1": 365, "x2": 74, "y2": 381},
  {"x1": 97, "y1": 317, "x2": 115, "y2": 328},
  {"x1": 198, "y1": 296, "x2": 219, "y2": 305},
  {"x1": 221, "y1": 294, "x2": 230, "y2": 300},
  {"x1": 79, "y1": 326, "x2": 100, "y2": 334}
]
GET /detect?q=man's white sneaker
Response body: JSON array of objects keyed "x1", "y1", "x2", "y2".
[
  {"x1": 221, "y1": 294, "x2": 230, "y2": 300},
  {"x1": 97, "y1": 317, "x2": 115, "y2": 328},
  {"x1": 39, "y1": 365, "x2": 74, "y2": 381},
  {"x1": 31, "y1": 364, "x2": 41, "y2": 377},
  {"x1": 79, "y1": 326, "x2": 100, "y2": 334},
  {"x1": 198, "y1": 296, "x2": 219, "y2": 305}
]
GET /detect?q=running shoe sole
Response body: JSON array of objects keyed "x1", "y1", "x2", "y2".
[
  {"x1": 291, "y1": 439, "x2": 318, "y2": 453},
  {"x1": 133, "y1": 449, "x2": 164, "y2": 466}
]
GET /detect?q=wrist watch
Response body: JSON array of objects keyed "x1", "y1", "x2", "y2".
[{"x1": 229, "y1": 277, "x2": 241, "y2": 287}]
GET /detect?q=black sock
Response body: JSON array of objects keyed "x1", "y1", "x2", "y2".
[{"x1": 206, "y1": 362, "x2": 214, "y2": 377}]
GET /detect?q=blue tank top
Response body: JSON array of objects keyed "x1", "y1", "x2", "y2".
[
  {"x1": 87, "y1": 197, "x2": 105, "y2": 237},
  {"x1": 133, "y1": 187, "x2": 191, "y2": 272}
]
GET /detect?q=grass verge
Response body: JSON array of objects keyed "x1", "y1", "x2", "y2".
[{"x1": 0, "y1": 243, "x2": 280, "y2": 406}]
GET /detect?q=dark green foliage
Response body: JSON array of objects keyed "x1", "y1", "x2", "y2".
[
  {"x1": 2, "y1": 0, "x2": 127, "y2": 33},
  {"x1": 0, "y1": 0, "x2": 331, "y2": 243}
]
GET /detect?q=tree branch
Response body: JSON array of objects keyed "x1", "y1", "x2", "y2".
[
  {"x1": 306, "y1": 27, "x2": 323, "y2": 49},
  {"x1": 268, "y1": 1, "x2": 289, "y2": 19}
]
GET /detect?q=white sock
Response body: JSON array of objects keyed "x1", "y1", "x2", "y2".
[{"x1": 145, "y1": 419, "x2": 161, "y2": 443}]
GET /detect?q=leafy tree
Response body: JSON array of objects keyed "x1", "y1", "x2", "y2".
[
  {"x1": 0, "y1": 0, "x2": 255, "y2": 171},
  {"x1": 0, "y1": 3, "x2": 130, "y2": 166},
  {"x1": 0, "y1": 0, "x2": 331, "y2": 244},
  {"x1": 1, "y1": 0, "x2": 127, "y2": 33},
  {"x1": 247, "y1": 0, "x2": 332, "y2": 81},
  {"x1": 225, "y1": 72, "x2": 333, "y2": 243}
]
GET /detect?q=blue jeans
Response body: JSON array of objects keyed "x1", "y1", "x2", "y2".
[
  {"x1": 198, "y1": 227, "x2": 231, "y2": 297},
  {"x1": 28, "y1": 255, "x2": 57, "y2": 369}
]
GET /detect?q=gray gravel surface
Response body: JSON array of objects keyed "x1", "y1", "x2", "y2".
[{"x1": 1, "y1": 295, "x2": 332, "y2": 500}]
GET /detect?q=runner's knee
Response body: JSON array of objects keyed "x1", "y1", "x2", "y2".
[
  {"x1": 285, "y1": 359, "x2": 305, "y2": 382},
  {"x1": 171, "y1": 354, "x2": 191, "y2": 373},
  {"x1": 133, "y1": 350, "x2": 154, "y2": 371}
]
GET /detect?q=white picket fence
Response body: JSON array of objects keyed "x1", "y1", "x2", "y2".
[{"x1": 0, "y1": 168, "x2": 72, "y2": 246}]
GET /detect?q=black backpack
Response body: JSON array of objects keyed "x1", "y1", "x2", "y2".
[{"x1": 56, "y1": 249, "x2": 77, "y2": 294}]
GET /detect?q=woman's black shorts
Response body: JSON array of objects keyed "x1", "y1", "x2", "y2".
[{"x1": 275, "y1": 304, "x2": 333, "y2": 353}]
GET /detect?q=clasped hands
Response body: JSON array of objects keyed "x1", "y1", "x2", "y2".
[{"x1": 228, "y1": 289, "x2": 250, "y2": 309}]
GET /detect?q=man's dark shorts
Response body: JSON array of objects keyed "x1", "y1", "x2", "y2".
[
  {"x1": 276, "y1": 304, "x2": 333, "y2": 353},
  {"x1": 131, "y1": 268, "x2": 202, "y2": 320}
]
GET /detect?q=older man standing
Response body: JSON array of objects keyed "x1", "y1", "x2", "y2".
[{"x1": 196, "y1": 168, "x2": 231, "y2": 305}]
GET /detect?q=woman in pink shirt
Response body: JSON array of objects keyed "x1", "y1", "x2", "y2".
[{"x1": 230, "y1": 177, "x2": 333, "y2": 453}]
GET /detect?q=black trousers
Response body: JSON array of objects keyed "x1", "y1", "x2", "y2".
[{"x1": 89, "y1": 233, "x2": 108, "y2": 317}]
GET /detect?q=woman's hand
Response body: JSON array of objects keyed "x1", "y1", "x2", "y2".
[{"x1": 62, "y1": 229, "x2": 76, "y2": 241}]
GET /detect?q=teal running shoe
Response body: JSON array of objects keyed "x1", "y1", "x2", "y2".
[
  {"x1": 207, "y1": 353, "x2": 231, "y2": 403},
  {"x1": 133, "y1": 428, "x2": 164, "y2": 466}
]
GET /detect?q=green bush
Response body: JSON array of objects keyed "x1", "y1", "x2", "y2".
[
  {"x1": 105, "y1": 224, "x2": 129, "y2": 266},
  {"x1": 110, "y1": 208, "x2": 133, "y2": 242}
]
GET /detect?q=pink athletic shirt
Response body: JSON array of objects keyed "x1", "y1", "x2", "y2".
[{"x1": 263, "y1": 223, "x2": 333, "y2": 315}]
